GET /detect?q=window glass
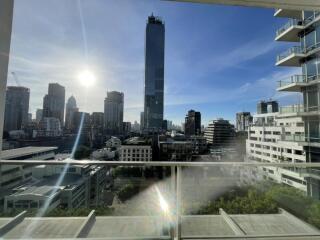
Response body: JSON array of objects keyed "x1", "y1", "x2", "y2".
[
  {"x1": 305, "y1": 31, "x2": 316, "y2": 50},
  {"x1": 306, "y1": 59, "x2": 318, "y2": 77}
]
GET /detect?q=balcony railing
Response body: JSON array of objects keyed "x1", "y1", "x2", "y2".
[
  {"x1": 303, "y1": 11, "x2": 320, "y2": 25},
  {"x1": 277, "y1": 75, "x2": 307, "y2": 88},
  {"x1": 276, "y1": 19, "x2": 303, "y2": 38},
  {"x1": 279, "y1": 104, "x2": 304, "y2": 114},
  {"x1": 0, "y1": 160, "x2": 319, "y2": 239},
  {"x1": 276, "y1": 46, "x2": 303, "y2": 62}
]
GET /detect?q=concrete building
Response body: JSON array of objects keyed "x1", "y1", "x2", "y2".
[
  {"x1": 143, "y1": 15, "x2": 165, "y2": 132},
  {"x1": 4, "y1": 163, "x2": 107, "y2": 212},
  {"x1": 185, "y1": 110, "x2": 201, "y2": 136},
  {"x1": 246, "y1": 112, "x2": 308, "y2": 192},
  {"x1": 65, "y1": 96, "x2": 78, "y2": 130},
  {"x1": 187, "y1": 135, "x2": 207, "y2": 154},
  {"x1": 158, "y1": 135, "x2": 193, "y2": 161},
  {"x1": 275, "y1": 9, "x2": 320, "y2": 198},
  {"x1": 0, "y1": 146, "x2": 57, "y2": 199},
  {"x1": 91, "y1": 112, "x2": 104, "y2": 129},
  {"x1": 236, "y1": 112, "x2": 252, "y2": 132},
  {"x1": 204, "y1": 119, "x2": 235, "y2": 146},
  {"x1": 120, "y1": 137, "x2": 152, "y2": 161},
  {"x1": 37, "y1": 117, "x2": 62, "y2": 137},
  {"x1": 104, "y1": 91, "x2": 123, "y2": 135},
  {"x1": 4, "y1": 86, "x2": 30, "y2": 132},
  {"x1": 43, "y1": 83, "x2": 65, "y2": 127}
]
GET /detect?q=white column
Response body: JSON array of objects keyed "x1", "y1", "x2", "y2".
[{"x1": 0, "y1": 0, "x2": 14, "y2": 156}]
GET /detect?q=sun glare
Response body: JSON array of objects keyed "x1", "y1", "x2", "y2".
[{"x1": 78, "y1": 70, "x2": 96, "y2": 88}]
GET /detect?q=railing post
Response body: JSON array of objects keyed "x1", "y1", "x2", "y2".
[
  {"x1": 175, "y1": 166, "x2": 181, "y2": 240},
  {"x1": 170, "y1": 166, "x2": 175, "y2": 240}
]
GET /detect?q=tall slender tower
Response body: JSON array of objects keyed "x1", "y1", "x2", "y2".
[{"x1": 144, "y1": 14, "x2": 165, "y2": 132}]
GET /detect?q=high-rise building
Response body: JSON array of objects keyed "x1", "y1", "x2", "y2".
[
  {"x1": 140, "y1": 112, "x2": 144, "y2": 131},
  {"x1": 185, "y1": 110, "x2": 201, "y2": 136},
  {"x1": 43, "y1": 83, "x2": 65, "y2": 126},
  {"x1": 236, "y1": 112, "x2": 252, "y2": 132},
  {"x1": 36, "y1": 109, "x2": 43, "y2": 123},
  {"x1": 91, "y1": 112, "x2": 104, "y2": 128},
  {"x1": 4, "y1": 86, "x2": 30, "y2": 132},
  {"x1": 104, "y1": 91, "x2": 124, "y2": 134},
  {"x1": 204, "y1": 118, "x2": 235, "y2": 146},
  {"x1": 65, "y1": 96, "x2": 78, "y2": 130},
  {"x1": 123, "y1": 122, "x2": 132, "y2": 134},
  {"x1": 144, "y1": 15, "x2": 165, "y2": 131},
  {"x1": 274, "y1": 9, "x2": 320, "y2": 198},
  {"x1": 257, "y1": 100, "x2": 279, "y2": 114}
]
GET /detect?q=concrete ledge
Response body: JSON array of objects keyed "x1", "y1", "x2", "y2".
[
  {"x1": 219, "y1": 208, "x2": 245, "y2": 236},
  {"x1": 279, "y1": 208, "x2": 320, "y2": 234},
  {"x1": 74, "y1": 210, "x2": 96, "y2": 238},
  {"x1": 0, "y1": 211, "x2": 26, "y2": 236}
]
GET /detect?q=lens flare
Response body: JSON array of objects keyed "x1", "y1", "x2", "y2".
[
  {"x1": 78, "y1": 70, "x2": 96, "y2": 87},
  {"x1": 155, "y1": 185, "x2": 169, "y2": 214}
]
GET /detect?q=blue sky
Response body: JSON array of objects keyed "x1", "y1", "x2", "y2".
[{"x1": 8, "y1": 0, "x2": 302, "y2": 125}]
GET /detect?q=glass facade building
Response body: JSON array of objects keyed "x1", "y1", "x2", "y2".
[{"x1": 144, "y1": 15, "x2": 165, "y2": 132}]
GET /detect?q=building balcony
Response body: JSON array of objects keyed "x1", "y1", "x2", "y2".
[
  {"x1": 275, "y1": 19, "x2": 304, "y2": 42},
  {"x1": 274, "y1": 9, "x2": 302, "y2": 19},
  {"x1": 276, "y1": 46, "x2": 305, "y2": 67},
  {"x1": 276, "y1": 42, "x2": 320, "y2": 67},
  {"x1": 277, "y1": 75, "x2": 307, "y2": 92},
  {"x1": 277, "y1": 74, "x2": 320, "y2": 92}
]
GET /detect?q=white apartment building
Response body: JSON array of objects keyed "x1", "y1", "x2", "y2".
[
  {"x1": 246, "y1": 113, "x2": 307, "y2": 192},
  {"x1": 120, "y1": 145, "x2": 152, "y2": 162}
]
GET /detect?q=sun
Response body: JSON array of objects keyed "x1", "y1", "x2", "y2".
[{"x1": 78, "y1": 70, "x2": 96, "y2": 88}]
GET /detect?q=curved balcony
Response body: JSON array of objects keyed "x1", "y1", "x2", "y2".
[{"x1": 275, "y1": 19, "x2": 304, "y2": 42}]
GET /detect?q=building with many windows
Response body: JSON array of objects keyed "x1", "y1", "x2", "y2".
[
  {"x1": 65, "y1": 96, "x2": 78, "y2": 130},
  {"x1": 236, "y1": 112, "x2": 252, "y2": 132},
  {"x1": 104, "y1": 91, "x2": 124, "y2": 135},
  {"x1": 275, "y1": 9, "x2": 320, "y2": 198},
  {"x1": 246, "y1": 112, "x2": 307, "y2": 192},
  {"x1": 43, "y1": 83, "x2": 65, "y2": 127},
  {"x1": 185, "y1": 110, "x2": 201, "y2": 136},
  {"x1": 4, "y1": 86, "x2": 30, "y2": 132},
  {"x1": 120, "y1": 137, "x2": 152, "y2": 161},
  {"x1": 204, "y1": 119, "x2": 235, "y2": 146},
  {"x1": 143, "y1": 15, "x2": 165, "y2": 132}
]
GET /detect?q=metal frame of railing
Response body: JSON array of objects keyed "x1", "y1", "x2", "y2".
[{"x1": 1, "y1": 160, "x2": 320, "y2": 240}]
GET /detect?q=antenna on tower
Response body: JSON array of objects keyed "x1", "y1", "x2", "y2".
[{"x1": 11, "y1": 72, "x2": 21, "y2": 87}]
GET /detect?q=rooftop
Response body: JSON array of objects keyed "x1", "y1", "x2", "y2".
[{"x1": 1, "y1": 147, "x2": 57, "y2": 160}]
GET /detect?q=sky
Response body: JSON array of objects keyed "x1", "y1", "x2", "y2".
[{"x1": 8, "y1": 0, "x2": 303, "y2": 126}]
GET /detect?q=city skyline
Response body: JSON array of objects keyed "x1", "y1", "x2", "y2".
[{"x1": 7, "y1": 0, "x2": 301, "y2": 125}]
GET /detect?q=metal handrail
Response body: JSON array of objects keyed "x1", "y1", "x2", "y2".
[{"x1": 1, "y1": 160, "x2": 320, "y2": 168}]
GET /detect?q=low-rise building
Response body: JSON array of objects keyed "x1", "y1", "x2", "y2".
[
  {"x1": 120, "y1": 137, "x2": 152, "y2": 161},
  {"x1": 204, "y1": 119, "x2": 235, "y2": 146},
  {"x1": 246, "y1": 112, "x2": 307, "y2": 192}
]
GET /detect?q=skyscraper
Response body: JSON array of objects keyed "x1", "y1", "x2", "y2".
[
  {"x1": 104, "y1": 91, "x2": 124, "y2": 134},
  {"x1": 65, "y1": 95, "x2": 78, "y2": 130},
  {"x1": 43, "y1": 83, "x2": 65, "y2": 126},
  {"x1": 4, "y1": 86, "x2": 30, "y2": 132},
  {"x1": 185, "y1": 110, "x2": 201, "y2": 136},
  {"x1": 144, "y1": 14, "x2": 165, "y2": 131}
]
